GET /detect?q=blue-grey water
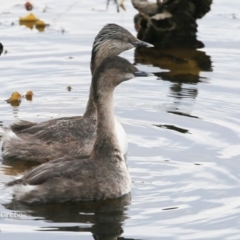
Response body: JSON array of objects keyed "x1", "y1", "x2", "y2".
[{"x1": 0, "y1": 0, "x2": 240, "y2": 239}]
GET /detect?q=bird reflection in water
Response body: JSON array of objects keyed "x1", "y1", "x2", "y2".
[
  {"x1": 134, "y1": 43, "x2": 212, "y2": 133},
  {"x1": 5, "y1": 194, "x2": 133, "y2": 240}
]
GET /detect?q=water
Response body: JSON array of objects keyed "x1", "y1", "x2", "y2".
[{"x1": 0, "y1": 0, "x2": 240, "y2": 239}]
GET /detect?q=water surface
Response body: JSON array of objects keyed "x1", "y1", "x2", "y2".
[{"x1": 1, "y1": 0, "x2": 240, "y2": 239}]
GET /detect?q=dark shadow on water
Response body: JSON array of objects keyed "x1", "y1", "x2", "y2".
[
  {"x1": 167, "y1": 111, "x2": 200, "y2": 119},
  {"x1": 155, "y1": 124, "x2": 190, "y2": 134},
  {"x1": 4, "y1": 194, "x2": 137, "y2": 240},
  {"x1": 0, "y1": 42, "x2": 3, "y2": 55}
]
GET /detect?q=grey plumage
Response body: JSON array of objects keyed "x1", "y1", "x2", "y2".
[
  {"x1": 1, "y1": 24, "x2": 151, "y2": 163},
  {"x1": 7, "y1": 56, "x2": 150, "y2": 203}
]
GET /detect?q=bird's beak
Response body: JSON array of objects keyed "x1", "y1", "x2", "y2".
[{"x1": 132, "y1": 40, "x2": 154, "y2": 48}]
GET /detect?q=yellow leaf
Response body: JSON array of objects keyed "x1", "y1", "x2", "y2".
[
  {"x1": 19, "y1": 21, "x2": 35, "y2": 29},
  {"x1": 19, "y1": 13, "x2": 38, "y2": 22},
  {"x1": 35, "y1": 20, "x2": 48, "y2": 32},
  {"x1": 6, "y1": 92, "x2": 22, "y2": 106},
  {"x1": 35, "y1": 20, "x2": 45, "y2": 26}
]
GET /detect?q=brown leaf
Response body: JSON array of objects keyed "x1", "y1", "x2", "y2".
[
  {"x1": 25, "y1": 91, "x2": 33, "y2": 101},
  {"x1": 25, "y1": 2, "x2": 33, "y2": 11},
  {"x1": 26, "y1": 91, "x2": 33, "y2": 96}
]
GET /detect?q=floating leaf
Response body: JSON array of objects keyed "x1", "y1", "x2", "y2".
[
  {"x1": 19, "y1": 14, "x2": 48, "y2": 32},
  {"x1": 7, "y1": 92, "x2": 21, "y2": 101},
  {"x1": 9, "y1": 100, "x2": 21, "y2": 107},
  {"x1": 25, "y1": 90, "x2": 33, "y2": 101},
  {"x1": 19, "y1": 21, "x2": 34, "y2": 29},
  {"x1": 19, "y1": 13, "x2": 37, "y2": 22},
  {"x1": 35, "y1": 20, "x2": 48, "y2": 32},
  {"x1": 6, "y1": 92, "x2": 22, "y2": 106},
  {"x1": 19, "y1": 13, "x2": 37, "y2": 29},
  {"x1": 35, "y1": 20, "x2": 45, "y2": 26},
  {"x1": 26, "y1": 90, "x2": 33, "y2": 96},
  {"x1": 25, "y1": 2, "x2": 33, "y2": 11}
]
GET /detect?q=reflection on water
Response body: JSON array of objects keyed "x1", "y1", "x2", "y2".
[
  {"x1": 167, "y1": 110, "x2": 199, "y2": 119},
  {"x1": 155, "y1": 124, "x2": 190, "y2": 134},
  {"x1": 11, "y1": 106, "x2": 20, "y2": 119},
  {"x1": 134, "y1": 47, "x2": 212, "y2": 83},
  {"x1": 6, "y1": 99, "x2": 21, "y2": 107},
  {"x1": 169, "y1": 84, "x2": 198, "y2": 99},
  {"x1": 134, "y1": 45, "x2": 212, "y2": 131},
  {"x1": 5, "y1": 194, "x2": 132, "y2": 240},
  {"x1": 135, "y1": 46, "x2": 211, "y2": 102},
  {"x1": 1, "y1": 0, "x2": 240, "y2": 239}
]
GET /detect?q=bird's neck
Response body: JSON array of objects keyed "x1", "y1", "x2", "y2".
[
  {"x1": 83, "y1": 85, "x2": 97, "y2": 121},
  {"x1": 91, "y1": 89, "x2": 122, "y2": 160}
]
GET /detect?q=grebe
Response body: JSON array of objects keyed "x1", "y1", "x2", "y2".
[
  {"x1": 0, "y1": 24, "x2": 152, "y2": 163},
  {"x1": 6, "y1": 56, "x2": 152, "y2": 203}
]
